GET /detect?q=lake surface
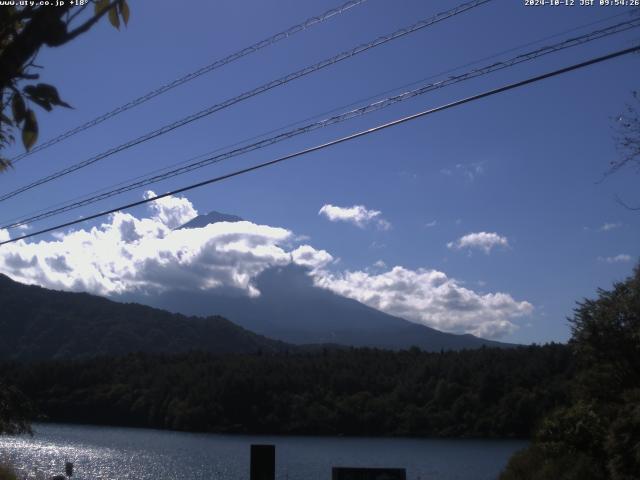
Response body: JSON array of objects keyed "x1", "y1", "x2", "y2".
[{"x1": 0, "y1": 423, "x2": 526, "y2": 480}]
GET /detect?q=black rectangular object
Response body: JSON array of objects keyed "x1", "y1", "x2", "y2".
[
  {"x1": 250, "y1": 444, "x2": 275, "y2": 480},
  {"x1": 332, "y1": 467, "x2": 407, "y2": 480}
]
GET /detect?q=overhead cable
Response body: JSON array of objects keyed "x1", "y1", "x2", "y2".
[
  {"x1": 3, "y1": 17, "x2": 638, "y2": 230},
  {"x1": 10, "y1": 0, "x2": 370, "y2": 164},
  {"x1": 0, "y1": 0, "x2": 492, "y2": 203},
  {"x1": 2, "y1": 44, "x2": 637, "y2": 246}
]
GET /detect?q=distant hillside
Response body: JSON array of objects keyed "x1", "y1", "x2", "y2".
[
  {"x1": 0, "y1": 274, "x2": 286, "y2": 361},
  {"x1": 120, "y1": 263, "x2": 512, "y2": 352}
]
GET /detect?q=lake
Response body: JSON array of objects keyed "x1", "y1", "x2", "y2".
[{"x1": 0, "y1": 423, "x2": 526, "y2": 480}]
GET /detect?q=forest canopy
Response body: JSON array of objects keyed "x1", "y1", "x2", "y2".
[{"x1": 2, "y1": 344, "x2": 572, "y2": 438}]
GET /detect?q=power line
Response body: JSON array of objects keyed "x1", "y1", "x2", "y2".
[
  {"x1": 21, "y1": 1, "x2": 621, "y2": 227},
  {"x1": 6, "y1": 7, "x2": 624, "y2": 220},
  {"x1": 2, "y1": 44, "x2": 637, "y2": 247},
  {"x1": 0, "y1": 0, "x2": 492, "y2": 203},
  {"x1": 9, "y1": 0, "x2": 369, "y2": 164},
  {"x1": 3, "y1": 17, "x2": 638, "y2": 230}
]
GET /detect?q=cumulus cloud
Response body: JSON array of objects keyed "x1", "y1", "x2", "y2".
[
  {"x1": 448, "y1": 232, "x2": 509, "y2": 254},
  {"x1": 290, "y1": 245, "x2": 333, "y2": 270},
  {"x1": 313, "y1": 266, "x2": 532, "y2": 339},
  {"x1": 318, "y1": 204, "x2": 391, "y2": 230},
  {"x1": 0, "y1": 195, "x2": 318, "y2": 298},
  {"x1": 0, "y1": 193, "x2": 532, "y2": 339},
  {"x1": 144, "y1": 190, "x2": 197, "y2": 229},
  {"x1": 598, "y1": 254, "x2": 633, "y2": 264}
]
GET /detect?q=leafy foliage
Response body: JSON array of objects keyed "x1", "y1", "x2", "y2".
[
  {"x1": 0, "y1": 463, "x2": 19, "y2": 480},
  {"x1": 2, "y1": 344, "x2": 573, "y2": 438},
  {"x1": 0, "y1": 381, "x2": 33, "y2": 435},
  {"x1": 611, "y1": 91, "x2": 640, "y2": 175},
  {"x1": 501, "y1": 265, "x2": 640, "y2": 479},
  {"x1": 0, "y1": 0, "x2": 130, "y2": 168}
]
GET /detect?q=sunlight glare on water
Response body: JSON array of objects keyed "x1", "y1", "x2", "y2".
[{"x1": 0, "y1": 423, "x2": 526, "y2": 480}]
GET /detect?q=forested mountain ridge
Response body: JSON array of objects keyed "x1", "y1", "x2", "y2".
[{"x1": 0, "y1": 274, "x2": 287, "y2": 361}]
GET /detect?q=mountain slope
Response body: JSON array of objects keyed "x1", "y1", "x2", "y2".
[
  {"x1": 0, "y1": 274, "x2": 286, "y2": 361},
  {"x1": 119, "y1": 264, "x2": 511, "y2": 351},
  {"x1": 178, "y1": 211, "x2": 243, "y2": 229},
  {"x1": 130, "y1": 211, "x2": 515, "y2": 351}
]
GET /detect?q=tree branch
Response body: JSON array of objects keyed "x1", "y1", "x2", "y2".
[
  {"x1": 615, "y1": 194, "x2": 640, "y2": 211},
  {"x1": 62, "y1": 1, "x2": 120, "y2": 43}
]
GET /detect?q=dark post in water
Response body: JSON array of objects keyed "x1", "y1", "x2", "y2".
[{"x1": 250, "y1": 444, "x2": 275, "y2": 480}]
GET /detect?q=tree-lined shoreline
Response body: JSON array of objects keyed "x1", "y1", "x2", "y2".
[{"x1": 2, "y1": 343, "x2": 572, "y2": 438}]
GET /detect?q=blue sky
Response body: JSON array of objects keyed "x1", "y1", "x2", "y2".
[{"x1": 0, "y1": 0, "x2": 638, "y2": 344}]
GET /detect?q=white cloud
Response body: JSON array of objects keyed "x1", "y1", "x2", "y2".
[
  {"x1": 290, "y1": 245, "x2": 333, "y2": 270},
  {"x1": 144, "y1": 190, "x2": 197, "y2": 229},
  {"x1": 313, "y1": 266, "x2": 532, "y2": 339},
  {"x1": 373, "y1": 260, "x2": 387, "y2": 269},
  {"x1": 0, "y1": 193, "x2": 532, "y2": 340},
  {"x1": 600, "y1": 222, "x2": 622, "y2": 232},
  {"x1": 318, "y1": 204, "x2": 391, "y2": 230},
  {"x1": 425, "y1": 220, "x2": 437, "y2": 228},
  {"x1": 598, "y1": 254, "x2": 633, "y2": 264},
  {"x1": 448, "y1": 232, "x2": 509, "y2": 254},
  {"x1": 0, "y1": 197, "x2": 305, "y2": 298}
]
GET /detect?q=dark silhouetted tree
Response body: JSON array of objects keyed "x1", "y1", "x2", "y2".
[
  {"x1": 0, "y1": 0, "x2": 130, "y2": 171},
  {"x1": 501, "y1": 264, "x2": 640, "y2": 480},
  {"x1": 0, "y1": 381, "x2": 34, "y2": 435}
]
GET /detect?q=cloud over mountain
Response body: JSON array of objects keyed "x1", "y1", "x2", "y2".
[
  {"x1": 315, "y1": 266, "x2": 532, "y2": 338},
  {"x1": 0, "y1": 194, "x2": 532, "y2": 339},
  {"x1": 0, "y1": 192, "x2": 313, "y2": 298}
]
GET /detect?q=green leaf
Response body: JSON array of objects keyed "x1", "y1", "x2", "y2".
[
  {"x1": 94, "y1": 0, "x2": 109, "y2": 15},
  {"x1": 119, "y1": 0, "x2": 130, "y2": 26},
  {"x1": 11, "y1": 94, "x2": 26, "y2": 124},
  {"x1": 0, "y1": 158, "x2": 12, "y2": 173},
  {"x1": 24, "y1": 83, "x2": 72, "y2": 109},
  {"x1": 120, "y1": 0, "x2": 131, "y2": 25},
  {"x1": 22, "y1": 110, "x2": 38, "y2": 151},
  {"x1": 108, "y1": 6, "x2": 120, "y2": 29}
]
